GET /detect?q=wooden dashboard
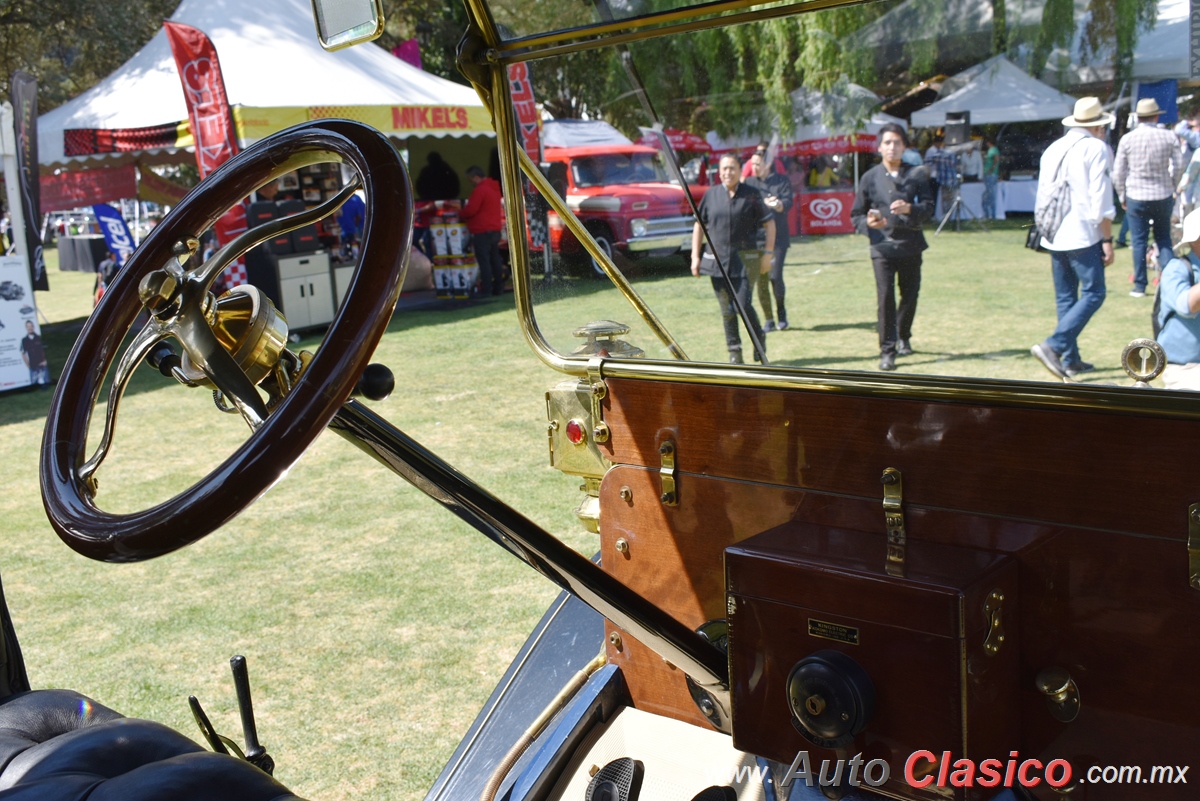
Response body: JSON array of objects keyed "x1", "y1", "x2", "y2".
[{"x1": 592, "y1": 377, "x2": 1200, "y2": 800}]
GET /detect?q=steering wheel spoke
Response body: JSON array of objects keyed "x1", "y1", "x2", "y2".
[
  {"x1": 173, "y1": 306, "x2": 270, "y2": 429},
  {"x1": 77, "y1": 321, "x2": 171, "y2": 494},
  {"x1": 43, "y1": 120, "x2": 412, "y2": 562}
]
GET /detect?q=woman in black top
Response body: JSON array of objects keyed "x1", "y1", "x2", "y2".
[{"x1": 849, "y1": 123, "x2": 935, "y2": 371}]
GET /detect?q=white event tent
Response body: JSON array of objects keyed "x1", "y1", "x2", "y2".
[
  {"x1": 39, "y1": 0, "x2": 490, "y2": 172},
  {"x1": 910, "y1": 56, "x2": 1076, "y2": 127}
]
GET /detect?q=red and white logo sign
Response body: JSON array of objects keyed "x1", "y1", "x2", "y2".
[{"x1": 800, "y1": 191, "x2": 854, "y2": 235}]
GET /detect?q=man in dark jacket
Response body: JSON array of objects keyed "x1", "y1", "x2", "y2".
[
  {"x1": 850, "y1": 123, "x2": 935, "y2": 371},
  {"x1": 744, "y1": 148, "x2": 794, "y2": 331},
  {"x1": 461, "y1": 166, "x2": 505, "y2": 296}
]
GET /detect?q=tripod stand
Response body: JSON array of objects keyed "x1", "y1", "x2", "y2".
[{"x1": 934, "y1": 173, "x2": 989, "y2": 236}]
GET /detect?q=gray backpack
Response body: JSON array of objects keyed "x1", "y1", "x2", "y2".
[{"x1": 1034, "y1": 139, "x2": 1085, "y2": 246}]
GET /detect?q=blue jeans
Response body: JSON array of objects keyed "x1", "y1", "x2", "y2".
[
  {"x1": 982, "y1": 174, "x2": 998, "y2": 218},
  {"x1": 1126, "y1": 196, "x2": 1174, "y2": 291},
  {"x1": 1046, "y1": 243, "x2": 1106, "y2": 365}
]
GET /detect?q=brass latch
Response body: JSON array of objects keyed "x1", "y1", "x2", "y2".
[
  {"x1": 882, "y1": 468, "x2": 905, "y2": 577},
  {"x1": 1189, "y1": 503, "x2": 1200, "y2": 590},
  {"x1": 587, "y1": 357, "x2": 609, "y2": 444},
  {"x1": 983, "y1": 589, "x2": 1006, "y2": 655},
  {"x1": 659, "y1": 440, "x2": 678, "y2": 506}
]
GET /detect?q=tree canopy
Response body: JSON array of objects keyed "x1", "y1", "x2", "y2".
[{"x1": 0, "y1": 0, "x2": 177, "y2": 112}]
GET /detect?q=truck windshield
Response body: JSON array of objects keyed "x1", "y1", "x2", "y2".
[{"x1": 571, "y1": 153, "x2": 670, "y2": 187}]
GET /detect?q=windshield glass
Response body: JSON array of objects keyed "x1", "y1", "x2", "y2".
[
  {"x1": 503, "y1": 0, "x2": 1178, "y2": 388},
  {"x1": 570, "y1": 152, "x2": 672, "y2": 187},
  {"x1": 491, "y1": 0, "x2": 771, "y2": 42}
]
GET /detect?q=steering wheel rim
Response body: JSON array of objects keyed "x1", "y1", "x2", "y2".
[{"x1": 41, "y1": 120, "x2": 412, "y2": 562}]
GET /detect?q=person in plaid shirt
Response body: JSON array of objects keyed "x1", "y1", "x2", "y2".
[
  {"x1": 925, "y1": 134, "x2": 960, "y2": 213},
  {"x1": 1113, "y1": 97, "x2": 1184, "y2": 297}
]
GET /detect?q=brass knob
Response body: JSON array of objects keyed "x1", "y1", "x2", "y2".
[
  {"x1": 138, "y1": 269, "x2": 180, "y2": 314},
  {"x1": 1036, "y1": 667, "x2": 1080, "y2": 722},
  {"x1": 805, "y1": 695, "x2": 826, "y2": 716},
  {"x1": 1036, "y1": 667, "x2": 1071, "y2": 702}
]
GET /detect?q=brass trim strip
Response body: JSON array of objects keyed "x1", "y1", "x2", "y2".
[
  {"x1": 492, "y1": 0, "x2": 871, "y2": 64},
  {"x1": 517, "y1": 149, "x2": 688, "y2": 361},
  {"x1": 583, "y1": 358, "x2": 1200, "y2": 420}
]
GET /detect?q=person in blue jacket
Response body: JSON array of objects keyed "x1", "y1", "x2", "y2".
[{"x1": 1157, "y1": 207, "x2": 1200, "y2": 390}]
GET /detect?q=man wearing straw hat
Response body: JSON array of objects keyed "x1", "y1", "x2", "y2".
[
  {"x1": 1113, "y1": 97, "x2": 1183, "y2": 298},
  {"x1": 1030, "y1": 97, "x2": 1116, "y2": 381}
]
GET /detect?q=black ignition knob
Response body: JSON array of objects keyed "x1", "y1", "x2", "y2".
[{"x1": 785, "y1": 650, "x2": 876, "y2": 748}]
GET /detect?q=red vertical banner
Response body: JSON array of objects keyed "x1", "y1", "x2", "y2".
[
  {"x1": 507, "y1": 63, "x2": 546, "y2": 248},
  {"x1": 507, "y1": 63, "x2": 540, "y2": 163},
  {"x1": 164, "y1": 21, "x2": 247, "y2": 287}
]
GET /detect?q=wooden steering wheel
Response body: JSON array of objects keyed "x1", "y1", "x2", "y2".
[{"x1": 41, "y1": 120, "x2": 412, "y2": 562}]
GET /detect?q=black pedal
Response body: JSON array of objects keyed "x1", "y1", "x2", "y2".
[{"x1": 586, "y1": 758, "x2": 644, "y2": 801}]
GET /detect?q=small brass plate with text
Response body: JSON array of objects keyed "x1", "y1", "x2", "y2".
[{"x1": 808, "y1": 618, "x2": 860, "y2": 646}]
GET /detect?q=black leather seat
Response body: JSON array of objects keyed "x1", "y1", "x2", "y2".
[{"x1": 0, "y1": 580, "x2": 304, "y2": 800}]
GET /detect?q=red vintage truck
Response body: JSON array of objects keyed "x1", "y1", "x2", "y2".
[{"x1": 540, "y1": 121, "x2": 702, "y2": 276}]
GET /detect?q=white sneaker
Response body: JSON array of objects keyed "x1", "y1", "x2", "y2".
[{"x1": 1130, "y1": 290, "x2": 1146, "y2": 298}]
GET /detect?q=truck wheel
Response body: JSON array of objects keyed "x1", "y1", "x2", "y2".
[{"x1": 586, "y1": 226, "x2": 620, "y2": 279}]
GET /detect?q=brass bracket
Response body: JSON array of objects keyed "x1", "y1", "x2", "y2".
[
  {"x1": 659, "y1": 440, "x2": 678, "y2": 506},
  {"x1": 983, "y1": 589, "x2": 1006, "y2": 656},
  {"x1": 587, "y1": 358, "x2": 609, "y2": 444},
  {"x1": 1189, "y1": 503, "x2": 1200, "y2": 590},
  {"x1": 882, "y1": 468, "x2": 905, "y2": 577}
]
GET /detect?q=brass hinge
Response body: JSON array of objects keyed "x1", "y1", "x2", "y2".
[
  {"x1": 586, "y1": 357, "x2": 609, "y2": 444},
  {"x1": 882, "y1": 468, "x2": 906, "y2": 577},
  {"x1": 1188, "y1": 503, "x2": 1200, "y2": 591},
  {"x1": 983, "y1": 589, "x2": 1006, "y2": 655},
  {"x1": 659, "y1": 440, "x2": 678, "y2": 506}
]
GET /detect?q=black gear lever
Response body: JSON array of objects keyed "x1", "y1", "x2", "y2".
[
  {"x1": 230, "y1": 655, "x2": 275, "y2": 775},
  {"x1": 351, "y1": 363, "x2": 394, "y2": 401}
]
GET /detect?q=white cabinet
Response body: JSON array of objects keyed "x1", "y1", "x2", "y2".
[
  {"x1": 333, "y1": 265, "x2": 355, "y2": 310},
  {"x1": 277, "y1": 252, "x2": 332, "y2": 330}
]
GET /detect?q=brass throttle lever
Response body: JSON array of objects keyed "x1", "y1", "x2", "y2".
[{"x1": 230, "y1": 655, "x2": 275, "y2": 775}]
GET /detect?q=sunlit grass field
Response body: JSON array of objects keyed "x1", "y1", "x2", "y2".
[{"x1": 0, "y1": 225, "x2": 1157, "y2": 800}]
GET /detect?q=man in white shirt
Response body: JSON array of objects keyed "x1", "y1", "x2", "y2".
[{"x1": 1031, "y1": 97, "x2": 1116, "y2": 380}]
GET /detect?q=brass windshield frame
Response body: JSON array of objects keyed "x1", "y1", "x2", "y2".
[{"x1": 458, "y1": 0, "x2": 1200, "y2": 420}]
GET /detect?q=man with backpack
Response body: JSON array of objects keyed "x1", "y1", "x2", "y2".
[
  {"x1": 1155, "y1": 208, "x2": 1200, "y2": 389},
  {"x1": 1030, "y1": 97, "x2": 1116, "y2": 380}
]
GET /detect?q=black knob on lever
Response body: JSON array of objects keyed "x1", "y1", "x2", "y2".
[
  {"x1": 147, "y1": 341, "x2": 182, "y2": 378},
  {"x1": 230, "y1": 655, "x2": 275, "y2": 775},
  {"x1": 351, "y1": 363, "x2": 394, "y2": 401}
]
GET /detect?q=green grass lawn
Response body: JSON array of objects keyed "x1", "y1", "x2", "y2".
[{"x1": 0, "y1": 227, "x2": 1161, "y2": 800}]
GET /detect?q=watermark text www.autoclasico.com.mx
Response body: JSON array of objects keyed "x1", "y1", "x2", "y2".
[{"x1": 712, "y1": 751, "x2": 1189, "y2": 790}]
